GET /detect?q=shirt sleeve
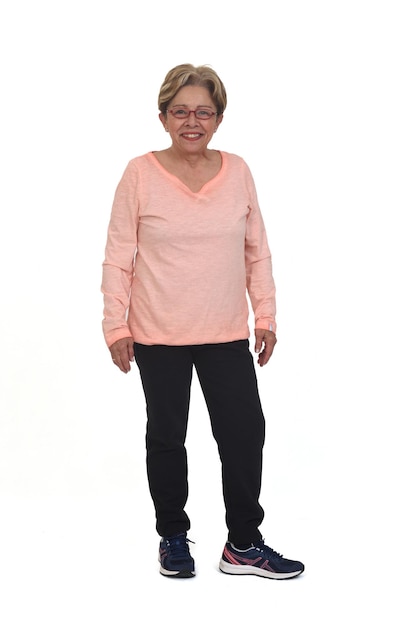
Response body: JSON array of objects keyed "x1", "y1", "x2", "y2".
[
  {"x1": 244, "y1": 164, "x2": 277, "y2": 334},
  {"x1": 101, "y1": 160, "x2": 140, "y2": 347}
]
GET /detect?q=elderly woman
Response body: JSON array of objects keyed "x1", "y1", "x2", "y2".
[{"x1": 101, "y1": 64, "x2": 304, "y2": 579}]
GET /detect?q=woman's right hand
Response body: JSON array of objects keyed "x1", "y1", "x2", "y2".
[{"x1": 109, "y1": 337, "x2": 135, "y2": 373}]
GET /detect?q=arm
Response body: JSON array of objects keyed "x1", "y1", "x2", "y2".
[
  {"x1": 101, "y1": 160, "x2": 140, "y2": 372},
  {"x1": 244, "y1": 169, "x2": 277, "y2": 366}
]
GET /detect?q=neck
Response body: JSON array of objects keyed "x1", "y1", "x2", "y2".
[{"x1": 167, "y1": 146, "x2": 212, "y2": 167}]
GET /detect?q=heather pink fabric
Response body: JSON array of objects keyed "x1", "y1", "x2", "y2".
[{"x1": 102, "y1": 151, "x2": 276, "y2": 347}]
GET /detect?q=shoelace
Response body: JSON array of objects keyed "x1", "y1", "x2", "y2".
[
  {"x1": 254, "y1": 540, "x2": 283, "y2": 559},
  {"x1": 166, "y1": 535, "x2": 195, "y2": 560}
]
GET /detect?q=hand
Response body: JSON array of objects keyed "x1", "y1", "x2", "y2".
[
  {"x1": 109, "y1": 337, "x2": 135, "y2": 373},
  {"x1": 254, "y1": 329, "x2": 277, "y2": 367}
]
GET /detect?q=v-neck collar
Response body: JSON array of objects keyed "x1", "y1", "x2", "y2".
[{"x1": 148, "y1": 151, "x2": 226, "y2": 195}]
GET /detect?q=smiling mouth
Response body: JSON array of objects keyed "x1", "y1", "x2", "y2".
[{"x1": 182, "y1": 133, "x2": 202, "y2": 139}]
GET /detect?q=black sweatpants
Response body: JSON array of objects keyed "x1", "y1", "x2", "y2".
[{"x1": 134, "y1": 339, "x2": 265, "y2": 544}]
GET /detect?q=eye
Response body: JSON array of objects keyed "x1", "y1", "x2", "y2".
[
  {"x1": 196, "y1": 109, "x2": 213, "y2": 119},
  {"x1": 173, "y1": 108, "x2": 188, "y2": 118}
]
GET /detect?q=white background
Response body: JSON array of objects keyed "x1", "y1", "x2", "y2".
[{"x1": 1, "y1": 1, "x2": 416, "y2": 624}]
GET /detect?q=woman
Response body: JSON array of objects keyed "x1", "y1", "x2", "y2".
[{"x1": 101, "y1": 64, "x2": 304, "y2": 579}]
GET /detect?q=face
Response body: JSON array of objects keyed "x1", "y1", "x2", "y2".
[{"x1": 160, "y1": 85, "x2": 223, "y2": 154}]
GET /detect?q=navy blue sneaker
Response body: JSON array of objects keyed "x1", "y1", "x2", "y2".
[
  {"x1": 159, "y1": 533, "x2": 195, "y2": 578},
  {"x1": 219, "y1": 539, "x2": 304, "y2": 579}
]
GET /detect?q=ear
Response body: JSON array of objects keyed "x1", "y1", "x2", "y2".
[
  {"x1": 215, "y1": 113, "x2": 224, "y2": 131},
  {"x1": 159, "y1": 112, "x2": 169, "y2": 131}
]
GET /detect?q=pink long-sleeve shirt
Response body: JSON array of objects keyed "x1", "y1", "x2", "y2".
[{"x1": 101, "y1": 151, "x2": 276, "y2": 347}]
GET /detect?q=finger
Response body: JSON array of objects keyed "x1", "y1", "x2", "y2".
[
  {"x1": 254, "y1": 330, "x2": 265, "y2": 354},
  {"x1": 109, "y1": 338, "x2": 134, "y2": 372},
  {"x1": 257, "y1": 334, "x2": 276, "y2": 366},
  {"x1": 257, "y1": 350, "x2": 266, "y2": 367},
  {"x1": 259, "y1": 346, "x2": 272, "y2": 366},
  {"x1": 112, "y1": 356, "x2": 124, "y2": 371},
  {"x1": 120, "y1": 354, "x2": 131, "y2": 373},
  {"x1": 116, "y1": 346, "x2": 131, "y2": 373},
  {"x1": 110, "y1": 350, "x2": 127, "y2": 373},
  {"x1": 128, "y1": 339, "x2": 135, "y2": 362}
]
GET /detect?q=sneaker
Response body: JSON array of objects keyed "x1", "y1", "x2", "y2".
[
  {"x1": 219, "y1": 539, "x2": 304, "y2": 579},
  {"x1": 159, "y1": 533, "x2": 195, "y2": 578}
]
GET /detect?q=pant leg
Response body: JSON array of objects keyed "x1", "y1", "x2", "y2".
[
  {"x1": 134, "y1": 343, "x2": 193, "y2": 538},
  {"x1": 193, "y1": 340, "x2": 265, "y2": 545}
]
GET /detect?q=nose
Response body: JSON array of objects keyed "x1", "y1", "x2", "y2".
[{"x1": 185, "y1": 111, "x2": 199, "y2": 124}]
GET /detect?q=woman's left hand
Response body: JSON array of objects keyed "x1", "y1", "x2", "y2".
[{"x1": 254, "y1": 329, "x2": 277, "y2": 367}]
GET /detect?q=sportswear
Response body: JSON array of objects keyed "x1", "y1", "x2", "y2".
[
  {"x1": 219, "y1": 540, "x2": 304, "y2": 579},
  {"x1": 102, "y1": 151, "x2": 276, "y2": 347}
]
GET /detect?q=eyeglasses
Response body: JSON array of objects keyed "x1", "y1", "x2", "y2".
[{"x1": 168, "y1": 107, "x2": 217, "y2": 120}]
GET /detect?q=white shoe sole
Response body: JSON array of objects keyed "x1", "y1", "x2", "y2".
[{"x1": 219, "y1": 558, "x2": 303, "y2": 579}]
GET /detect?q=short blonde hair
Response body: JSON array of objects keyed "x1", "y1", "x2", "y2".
[{"x1": 158, "y1": 64, "x2": 227, "y2": 116}]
